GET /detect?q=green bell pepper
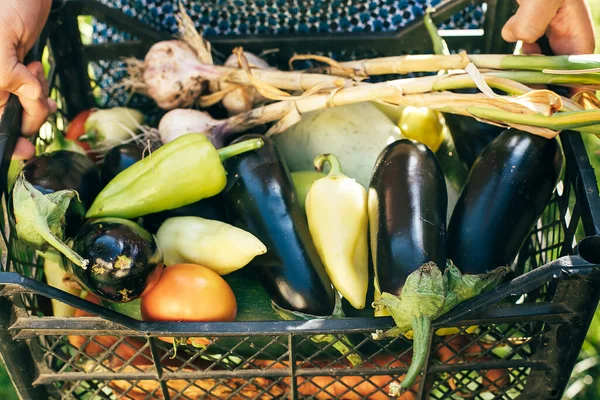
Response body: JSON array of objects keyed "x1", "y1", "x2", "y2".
[{"x1": 86, "y1": 133, "x2": 263, "y2": 219}]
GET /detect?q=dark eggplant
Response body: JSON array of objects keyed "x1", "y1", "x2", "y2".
[
  {"x1": 369, "y1": 139, "x2": 448, "y2": 297},
  {"x1": 101, "y1": 143, "x2": 145, "y2": 185},
  {"x1": 141, "y1": 195, "x2": 227, "y2": 234},
  {"x1": 222, "y1": 134, "x2": 336, "y2": 316},
  {"x1": 17, "y1": 150, "x2": 103, "y2": 236},
  {"x1": 368, "y1": 139, "x2": 448, "y2": 390},
  {"x1": 447, "y1": 128, "x2": 564, "y2": 274},
  {"x1": 443, "y1": 89, "x2": 504, "y2": 168},
  {"x1": 66, "y1": 218, "x2": 163, "y2": 303}
]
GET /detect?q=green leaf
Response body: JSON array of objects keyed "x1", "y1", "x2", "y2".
[
  {"x1": 13, "y1": 173, "x2": 88, "y2": 269},
  {"x1": 371, "y1": 261, "x2": 508, "y2": 391},
  {"x1": 442, "y1": 261, "x2": 509, "y2": 314},
  {"x1": 402, "y1": 262, "x2": 446, "y2": 318}
]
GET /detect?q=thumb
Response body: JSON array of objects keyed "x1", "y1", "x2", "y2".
[{"x1": 502, "y1": 0, "x2": 563, "y2": 44}]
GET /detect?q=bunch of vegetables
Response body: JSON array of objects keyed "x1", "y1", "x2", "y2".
[{"x1": 7, "y1": 4, "x2": 596, "y2": 398}]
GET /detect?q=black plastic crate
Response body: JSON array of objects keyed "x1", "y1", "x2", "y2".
[{"x1": 0, "y1": 0, "x2": 599, "y2": 399}]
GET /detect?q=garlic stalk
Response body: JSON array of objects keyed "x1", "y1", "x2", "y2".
[
  {"x1": 220, "y1": 51, "x2": 271, "y2": 116},
  {"x1": 205, "y1": 84, "x2": 600, "y2": 143},
  {"x1": 308, "y1": 53, "x2": 600, "y2": 77}
]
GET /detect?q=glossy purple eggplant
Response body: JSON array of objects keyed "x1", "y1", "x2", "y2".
[
  {"x1": 369, "y1": 139, "x2": 448, "y2": 297},
  {"x1": 447, "y1": 128, "x2": 564, "y2": 273},
  {"x1": 222, "y1": 134, "x2": 335, "y2": 316}
]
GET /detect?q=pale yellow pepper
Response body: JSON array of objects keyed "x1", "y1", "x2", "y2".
[{"x1": 305, "y1": 154, "x2": 369, "y2": 309}]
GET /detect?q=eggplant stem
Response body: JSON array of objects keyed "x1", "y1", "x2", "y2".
[
  {"x1": 372, "y1": 326, "x2": 405, "y2": 340},
  {"x1": 311, "y1": 334, "x2": 363, "y2": 367},
  {"x1": 217, "y1": 138, "x2": 264, "y2": 161},
  {"x1": 313, "y1": 154, "x2": 343, "y2": 176},
  {"x1": 40, "y1": 230, "x2": 88, "y2": 270},
  {"x1": 401, "y1": 316, "x2": 431, "y2": 390}
]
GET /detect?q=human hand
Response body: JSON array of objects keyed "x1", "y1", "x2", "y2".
[
  {"x1": 0, "y1": 0, "x2": 55, "y2": 160},
  {"x1": 502, "y1": 0, "x2": 595, "y2": 55}
]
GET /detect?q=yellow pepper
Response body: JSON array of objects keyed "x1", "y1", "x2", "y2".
[{"x1": 305, "y1": 154, "x2": 369, "y2": 310}]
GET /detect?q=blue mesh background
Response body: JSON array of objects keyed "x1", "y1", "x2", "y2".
[{"x1": 89, "y1": 0, "x2": 487, "y2": 108}]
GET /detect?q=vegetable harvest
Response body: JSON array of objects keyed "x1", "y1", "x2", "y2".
[
  {"x1": 369, "y1": 140, "x2": 508, "y2": 390},
  {"x1": 86, "y1": 133, "x2": 264, "y2": 219},
  {"x1": 9, "y1": 6, "x2": 599, "y2": 398}
]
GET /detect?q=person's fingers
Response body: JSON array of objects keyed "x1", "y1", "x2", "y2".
[
  {"x1": 502, "y1": 0, "x2": 563, "y2": 44},
  {"x1": 521, "y1": 42, "x2": 542, "y2": 55},
  {"x1": 12, "y1": 137, "x2": 35, "y2": 160},
  {"x1": 0, "y1": 42, "x2": 41, "y2": 100},
  {"x1": 20, "y1": 63, "x2": 51, "y2": 135},
  {"x1": 48, "y1": 98, "x2": 57, "y2": 113},
  {"x1": 28, "y1": 62, "x2": 50, "y2": 98},
  {"x1": 547, "y1": 0, "x2": 595, "y2": 55}
]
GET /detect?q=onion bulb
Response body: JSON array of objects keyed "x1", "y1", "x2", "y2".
[
  {"x1": 81, "y1": 107, "x2": 145, "y2": 150},
  {"x1": 158, "y1": 109, "x2": 219, "y2": 145}
]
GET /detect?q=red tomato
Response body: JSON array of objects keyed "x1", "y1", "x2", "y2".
[
  {"x1": 141, "y1": 264, "x2": 237, "y2": 323},
  {"x1": 65, "y1": 109, "x2": 93, "y2": 152}
]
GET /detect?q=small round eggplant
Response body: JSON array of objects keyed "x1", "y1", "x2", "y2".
[
  {"x1": 101, "y1": 143, "x2": 145, "y2": 185},
  {"x1": 369, "y1": 139, "x2": 447, "y2": 297},
  {"x1": 66, "y1": 218, "x2": 163, "y2": 303},
  {"x1": 447, "y1": 128, "x2": 564, "y2": 274},
  {"x1": 18, "y1": 150, "x2": 103, "y2": 236}
]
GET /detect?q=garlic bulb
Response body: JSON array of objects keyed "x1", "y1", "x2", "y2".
[{"x1": 143, "y1": 41, "x2": 219, "y2": 109}]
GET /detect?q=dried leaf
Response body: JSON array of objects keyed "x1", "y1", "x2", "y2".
[
  {"x1": 176, "y1": 2, "x2": 213, "y2": 64},
  {"x1": 289, "y1": 54, "x2": 356, "y2": 77},
  {"x1": 199, "y1": 86, "x2": 238, "y2": 108},
  {"x1": 572, "y1": 91, "x2": 600, "y2": 110},
  {"x1": 465, "y1": 63, "x2": 562, "y2": 116},
  {"x1": 570, "y1": 91, "x2": 600, "y2": 139}
]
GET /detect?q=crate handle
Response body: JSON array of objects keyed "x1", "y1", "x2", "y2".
[
  {"x1": 434, "y1": 253, "x2": 600, "y2": 327},
  {"x1": 577, "y1": 236, "x2": 600, "y2": 264}
]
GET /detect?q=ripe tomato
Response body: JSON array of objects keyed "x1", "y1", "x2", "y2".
[
  {"x1": 65, "y1": 109, "x2": 93, "y2": 152},
  {"x1": 141, "y1": 264, "x2": 237, "y2": 323}
]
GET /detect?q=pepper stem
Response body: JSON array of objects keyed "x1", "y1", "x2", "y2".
[
  {"x1": 313, "y1": 154, "x2": 343, "y2": 176},
  {"x1": 401, "y1": 316, "x2": 431, "y2": 390},
  {"x1": 217, "y1": 138, "x2": 264, "y2": 161}
]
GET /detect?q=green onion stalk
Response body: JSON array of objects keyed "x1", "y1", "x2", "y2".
[{"x1": 321, "y1": 54, "x2": 600, "y2": 77}]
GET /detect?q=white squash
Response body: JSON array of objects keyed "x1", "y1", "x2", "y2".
[{"x1": 273, "y1": 102, "x2": 402, "y2": 188}]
